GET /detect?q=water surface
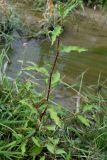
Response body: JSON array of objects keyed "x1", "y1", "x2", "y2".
[{"x1": 6, "y1": 7, "x2": 107, "y2": 108}]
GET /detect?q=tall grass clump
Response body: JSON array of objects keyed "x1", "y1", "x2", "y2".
[{"x1": 0, "y1": 1, "x2": 21, "y2": 48}]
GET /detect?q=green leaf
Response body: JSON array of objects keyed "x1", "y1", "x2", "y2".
[
  {"x1": 53, "y1": 138, "x2": 59, "y2": 145},
  {"x1": 52, "y1": 71, "x2": 60, "y2": 87},
  {"x1": 32, "y1": 137, "x2": 41, "y2": 147},
  {"x1": 77, "y1": 115, "x2": 90, "y2": 127},
  {"x1": 20, "y1": 99, "x2": 37, "y2": 114},
  {"x1": 27, "y1": 129, "x2": 36, "y2": 138},
  {"x1": 58, "y1": 3, "x2": 64, "y2": 17},
  {"x1": 46, "y1": 71, "x2": 60, "y2": 87},
  {"x1": 0, "y1": 141, "x2": 16, "y2": 150},
  {"x1": 63, "y1": 3, "x2": 76, "y2": 18},
  {"x1": 61, "y1": 45, "x2": 87, "y2": 53},
  {"x1": 40, "y1": 156, "x2": 45, "y2": 160},
  {"x1": 13, "y1": 133, "x2": 23, "y2": 143},
  {"x1": 31, "y1": 146, "x2": 42, "y2": 156},
  {"x1": 24, "y1": 65, "x2": 48, "y2": 75},
  {"x1": 63, "y1": 1, "x2": 83, "y2": 19},
  {"x1": 49, "y1": 137, "x2": 59, "y2": 145},
  {"x1": 51, "y1": 25, "x2": 62, "y2": 45},
  {"x1": 46, "y1": 125, "x2": 56, "y2": 131},
  {"x1": 21, "y1": 141, "x2": 27, "y2": 156},
  {"x1": 56, "y1": 148, "x2": 66, "y2": 155},
  {"x1": 46, "y1": 143, "x2": 55, "y2": 154},
  {"x1": 48, "y1": 108, "x2": 61, "y2": 127},
  {"x1": 83, "y1": 104, "x2": 95, "y2": 112}
]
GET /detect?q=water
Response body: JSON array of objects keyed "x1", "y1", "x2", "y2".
[
  {"x1": 5, "y1": 6, "x2": 107, "y2": 108},
  {"x1": 7, "y1": 13, "x2": 107, "y2": 84}
]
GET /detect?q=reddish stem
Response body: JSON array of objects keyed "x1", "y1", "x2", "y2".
[{"x1": 40, "y1": 38, "x2": 60, "y2": 121}]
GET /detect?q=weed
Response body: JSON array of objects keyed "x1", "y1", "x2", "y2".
[
  {"x1": 0, "y1": 1, "x2": 107, "y2": 160},
  {"x1": 0, "y1": 1, "x2": 21, "y2": 48}
]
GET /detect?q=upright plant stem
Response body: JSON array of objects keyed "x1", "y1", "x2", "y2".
[
  {"x1": 47, "y1": 38, "x2": 60, "y2": 102},
  {"x1": 40, "y1": 38, "x2": 60, "y2": 121}
]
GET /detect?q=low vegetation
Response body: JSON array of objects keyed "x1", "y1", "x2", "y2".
[
  {"x1": 0, "y1": 2, "x2": 21, "y2": 48},
  {"x1": 0, "y1": 52, "x2": 107, "y2": 160},
  {"x1": 0, "y1": 0, "x2": 107, "y2": 160}
]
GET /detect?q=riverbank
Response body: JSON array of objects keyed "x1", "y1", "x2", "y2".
[{"x1": 0, "y1": 1, "x2": 107, "y2": 159}]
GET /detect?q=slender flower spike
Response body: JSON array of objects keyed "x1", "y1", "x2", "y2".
[{"x1": 47, "y1": 0, "x2": 54, "y2": 17}]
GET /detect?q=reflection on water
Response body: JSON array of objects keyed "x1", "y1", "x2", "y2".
[
  {"x1": 5, "y1": 12, "x2": 107, "y2": 108},
  {"x1": 7, "y1": 36, "x2": 107, "y2": 85}
]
